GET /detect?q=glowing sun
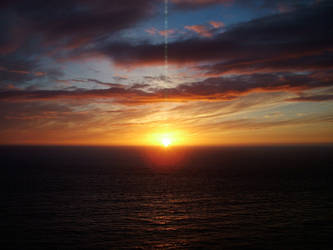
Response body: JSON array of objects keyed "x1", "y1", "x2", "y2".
[{"x1": 162, "y1": 137, "x2": 172, "y2": 147}]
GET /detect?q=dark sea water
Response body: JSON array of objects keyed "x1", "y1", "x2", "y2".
[{"x1": 1, "y1": 145, "x2": 333, "y2": 249}]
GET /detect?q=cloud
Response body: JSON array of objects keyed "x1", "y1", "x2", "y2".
[
  {"x1": 145, "y1": 27, "x2": 176, "y2": 38},
  {"x1": 200, "y1": 53, "x2": 333, "y2": 76},
  {"x1": 74, "y1": 1, "x2": 332, "y2": 72},
  {"x1": 286, "y1": 94, "x2": 333, "y2": 102},
  {"x1": 0, "y1": 73, "x2": 330, "y2": 105},
  {"x1": 0, "y1": 65, "x2": 45, "y2": 76},
  {"x1": 171, "y1": 0, "x2": 316, "y2": 10},
  {"x1": 185, "y1": 25, "x2": 213, "y2": 37},
  {"x1": 209, "y1": 21, "x2": 225, "y2": 28},
  {"x1": 0, "y1": 0, "x2": 159, "y2": 52},
  {"x1": 0, "y1": 0, "x2": 164, "y2": 89},
  {"x1": 71, "y1": 78, "x2": 126, "y2": 88},
  {"x1": 184, "y1": 21, "x2": 224, "y2": 38},
  {"x1": 197, "y1": 114, "x2": 333, "y2": 133},
  {"x1": 171, "y1": 0, "x2": 233, "y2": 9},
  {"x1": 145, "y1": 27, "x2": 159, "y2": 35},
  {"x1": 0, "y1": 55, "x2": 51, "y2": 85}
]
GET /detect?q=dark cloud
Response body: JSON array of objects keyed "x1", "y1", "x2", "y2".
[
  {"x1": 71, "y1": 78, "x2": 125, "y2": 88},
  {"x1": 2, "y1": 0, "x2": 332, "y2": 88},
  {"x1": 0, "y1": 56, "x2": 46, "y2": 85},
  {"x1": 78, "y1": 1, "x2": 332, "y2": 73},
  {"x1": 171, "y1": 0, "x2": 316, "y2": 10},
  {"x1": 0, "y1": 0, "x2": 159, "y2": 51},
  {"x1": 0, "y1": 0, "x2": 161, "y2": 88},
  {"x1": 0, "y1": 73, "x2": 330, "y2": 105},
  {"x1": 0, "y1": 52, "x2": 63, "y2": 89},
  {"x1": 200, "y1": 53, "x2": 333, "y2": 76}
]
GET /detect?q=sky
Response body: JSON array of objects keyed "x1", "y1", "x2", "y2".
[{"x1": 0, "y1": 0, "x2": 332, "y2": 145}]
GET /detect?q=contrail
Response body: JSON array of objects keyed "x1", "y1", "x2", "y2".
[
  {"x1": 163, "y1": 0, "x2": 169, "y2": 129},
  {"x1": 164, "y1": 0, "x2": 168, "y2": 82}
]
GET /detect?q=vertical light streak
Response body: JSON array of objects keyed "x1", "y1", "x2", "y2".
[
  {"x1": 164, "y1": 0, "x2": 168, "y2": 82},
  {"x1": 163, "y1": 0, "x2": 169, "y2": 130}
]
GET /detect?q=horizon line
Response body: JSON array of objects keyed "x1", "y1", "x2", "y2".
[{"x1": 1, "y1": 142, "x2": 332, "y2": 147}]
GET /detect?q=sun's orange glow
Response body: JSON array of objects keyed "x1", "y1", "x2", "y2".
[{"x1": 144, "y1": 129, "x2": 188, "y2": 146}]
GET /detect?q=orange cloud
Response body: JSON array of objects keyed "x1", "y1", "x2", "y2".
[
  {"x1": 159, "y1": 29, "x2": 175, "y2": 37},
  {"x1": 209, "y1": 21, "x2": 224, "y2": 28},
  {"x1": 145, "y1": 27, "x2": 158, "y2": 35},
  {"x1": 145, "y1": 27, "x2": 175, "y2": 37},
  {"x1": 185, "y1": 25, "x2": 212, "y2": 37}
]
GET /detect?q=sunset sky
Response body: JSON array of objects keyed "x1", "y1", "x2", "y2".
[{"x1": 0, "y1": 0, "x2": 332, "y2": 145}]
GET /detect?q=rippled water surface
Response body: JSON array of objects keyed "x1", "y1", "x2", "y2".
[{"x1": 1, "y1": 146, "x2": 333, "y2": 249}]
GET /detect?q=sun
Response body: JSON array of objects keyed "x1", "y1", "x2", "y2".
[
  {"x1": 147, "y1": 130, "x2": 184, "y2": 147},
  {"x1": 162, "y1": 137, "x2": 172, "y2": 147}
]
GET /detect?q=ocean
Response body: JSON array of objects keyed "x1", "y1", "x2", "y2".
[{"x1": 1, "y1": 145, "x2": 332, "y2": 249}]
